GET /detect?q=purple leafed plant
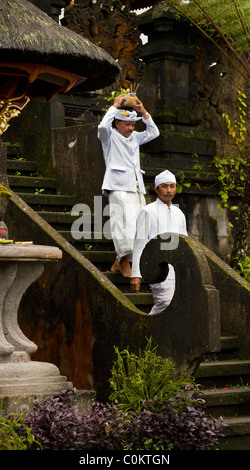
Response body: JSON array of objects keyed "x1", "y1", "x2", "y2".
[{"x1": 20, "y1": 388, "x2": 225, "y2": 450}]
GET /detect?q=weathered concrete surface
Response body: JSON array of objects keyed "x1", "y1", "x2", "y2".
[
  {"x1": 0, "y1": 359, "x2": 73, "y2": 395},
  {"x1": 1, "y1": 388, "x2": 95, "y2": 415},
  {"x1": 0, "y1": 244, "x2": 62, "y2": 259},
  {"x1": 203, "y1": 245, "x2": 250, "y2": 359},
  {"x1": 52, "y1": 123, "x2": 105, "y2": 210}
]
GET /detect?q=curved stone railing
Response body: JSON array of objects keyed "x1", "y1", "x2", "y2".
[
  {"x1": 140, "y1": 233, "x2": 221, "y2": 374},
  {"x1": 4, "y1": 192, "x2": 227, "y2": 402}
]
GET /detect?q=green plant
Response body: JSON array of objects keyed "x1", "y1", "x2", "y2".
[
  {"x1": 212, "y1": 89, "x2": 248, "y2": 215},
  {"x1": 140, "y1": 438, "x2": 173, "y2": 450},
  {"x1": 175, "y1": 170, "x2": 191, "y2": 194},
  {"x1": 108, "y1": 338, "x2": 197, "y2": 413},
  {"x1": 164, "y1": 0, "x2": 250, "y2": 82},
  {"x1": 0, "y1": 184, "x2": 12, "y2": 199},
  {"x1": 106, "y1": 88, "x2": 130, "y2": 103},
  {"x1": 175, "y1": 88, "x2": 249, "y2": 262},
  {"x1": 84, "y1": 243, "x2": 93, "y2": 251},
  {"x1": 124, "y1": 392, "x2": 225, "y2": 450},
  {"x1": 23, "y1": 390, "x2": 85, "y2": 450},
  {"x1": 237, "y1": 255, "x2": 250, "y2": 282},
  {"x1": 0, "y1": 411, "x2": 41, "y2": 450},
  {"x1": 8, "y1": 358, "x2": 224, "y2": 451},
  {"x1": 34, "y1": 188, "x2": 45, "y2": 194}
]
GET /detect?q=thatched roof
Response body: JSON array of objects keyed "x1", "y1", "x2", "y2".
[{"x1": 0, "y1": 0, "x2": 120, "y2": 91}]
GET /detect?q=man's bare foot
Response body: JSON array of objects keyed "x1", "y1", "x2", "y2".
[
  {"x1": 111, "y1": 258, "x2": 121, "y2": 273},
  {"x1": 119, "y1": 255, "x2": 131, "y2": 278},
  {"x1": 111, "y1": 255, "x2": 131, "y2": 277}
]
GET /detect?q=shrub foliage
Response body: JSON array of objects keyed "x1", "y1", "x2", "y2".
[
  {"x1": 108, "y1": 338, "x2": 198, "y2": 413},
  {"x1": 0, "y1": 411, "x2": 40, "y2": 450},
  {"x1": 2, "y1": 339, "x2": 226, "y2": 450},
  {"x1": 17, "y1": 389, "x2": 224, "y2": 451}
]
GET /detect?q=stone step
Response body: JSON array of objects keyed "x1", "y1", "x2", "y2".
[
  {"x1": 125, "y1": 292, "x2": 153, "y2": 306},
  {"x1": 195, "y1": 360, "x2": 250, "y2": 381},
  {"x1": 194, "y1": 337, "x2": 250, "y2": 448},
  {"x1": 104, "y1": 272, "x2": 132, "y2": 283},
  {"x1": 195, "y1": 359, "x2": 250, "y2": 390},
  {"x1": 37, "y1": 211, "x2": 79, "y2": 225},
  {"x1": 8, "y1": 175, "x2": 57, "y2": 193},
  {"x1": 16, "y1": 192, "x2": 77, "y2": 210},
  {"x1": 60, "y1": 230, "x2": 112, "y2": 244},
  {"x1": 203, "y1": 335, "x2": 239, "y2": 361},
  {"x1": 217, "y1": 416, "x2": 250, "y2": 450},
  {"x1": 101, "y1": 272, "x2": 151, "y2": 294},
  {"x1": 220, "y1": 336, "x2": 239, "y2": 350},
  {"x1": 201, "y1": 387, "x2": 250, "y2": 418},
  {"x1": 7, "y1": 158, "x2": 37, "y2": 174},
  {"x1": 222, "y1": 416, "x2": 250, "y2": 436},
  {"x1": 80, "y1": 250, "x2": 116, "y2": 263}
]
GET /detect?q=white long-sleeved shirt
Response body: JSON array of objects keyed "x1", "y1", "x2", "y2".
[
  {"x1": 131, "y1": 198, "x2": 187, "y2": 279},
  {"x1": 98, "y1": 106, "x2": 159, "y2": 195}
]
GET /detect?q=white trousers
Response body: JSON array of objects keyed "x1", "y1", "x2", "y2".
[
  {"x1": 149, "y1": 265, "x2": 175, "y2": 315},
  {"x1": 109, "y1": 190, "x2": 146, "y2": 260}
]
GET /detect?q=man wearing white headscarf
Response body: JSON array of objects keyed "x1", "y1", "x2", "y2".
[
  {"x1": 98, "y1": 94, "x2": 159, "y2": 277},
  {"x1": 131, "y1": 170, "x2": 187, "y2": 315}
]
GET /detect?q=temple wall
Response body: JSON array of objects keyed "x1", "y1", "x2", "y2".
[{"x1": 4, "y1": 1, "x2": 250, "y2": 257}]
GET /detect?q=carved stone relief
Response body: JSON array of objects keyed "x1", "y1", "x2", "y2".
[
  {"x1": 190, "y1": 36, "x2": 250, "y2": 159},
  {"x1": 62, "y1": 0, "x2": 144, "y2": 90}
]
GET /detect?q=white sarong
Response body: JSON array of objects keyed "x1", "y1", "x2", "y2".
[
  {"x1": 149, "y1": 264, "x2": 175, "y2": 315},
  {"x1": 109, "y1": 189, "x2": 145, "y2": 260}
]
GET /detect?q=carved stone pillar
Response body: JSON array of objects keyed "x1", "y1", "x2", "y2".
[{"x1": 139, "y1": 3, "x2": 197, "y2": 125}]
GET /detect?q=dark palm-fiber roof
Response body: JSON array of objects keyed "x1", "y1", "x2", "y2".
[{"x1": 0, "y1": 0, "x2": 120, "y2": 91}]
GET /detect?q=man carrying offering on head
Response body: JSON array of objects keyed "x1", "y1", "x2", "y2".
[{"x1": 98, "y1": 94, "x2": 159, "y2": 277}]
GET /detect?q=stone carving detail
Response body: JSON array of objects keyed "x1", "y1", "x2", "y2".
[
  {"x1": 190, "y1": 36, "x2": 250, "y2": 158},
  {"x1": 62, "y1": 0, "x2": 144, "y2": 89}
]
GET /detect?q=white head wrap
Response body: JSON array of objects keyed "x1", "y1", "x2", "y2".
[
  {"x1": 154, "y1": 170, "x2": 176, "y2": 187},
  {"x1": 115, "y1": 109, "x2": 141, "y2": 122}
]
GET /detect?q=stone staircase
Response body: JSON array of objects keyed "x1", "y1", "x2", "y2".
[
  {"x1": 195, "y1": 336, "x2": 250, "y2": 450},
  {"x1": 7, "y1": 146, "x2": 155, "y2": 313},
  {"x1": 6, "y1": 147, "x2": 250, "y2": 450}
]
